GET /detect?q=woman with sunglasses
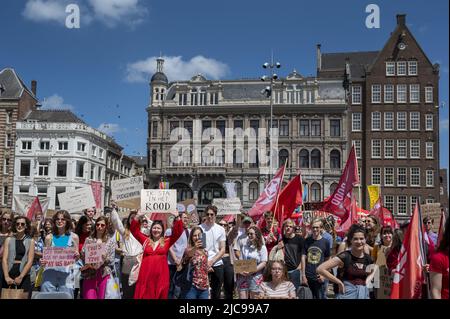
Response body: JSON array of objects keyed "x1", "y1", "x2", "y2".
[
  {"x1": 81, "y1": 216, "x2": 116, "y2": 299},
  {"x1": 234, "y1": 225, "x2": 268, "y2": 299},
  {"x1": 2, "y1": 216, "x2": 35, "y2": 299},
  {"x1": 0, "y1": 210, "x2": 14, "y2": 293},
  {"x1": 41, "y1": 210, "x2": 80, "y2": 298},
  {"x1": 130, "y1": 210, "x2": 183, "y2": 299}
]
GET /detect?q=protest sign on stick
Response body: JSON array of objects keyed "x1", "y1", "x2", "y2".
[
  {"x1": 84, "y1": 243, "x2": 105, "y2": 264},
  {"x1": 213, "y1": 198, "x2": 241, "y2": 216},
  {"x1": 42, "y1": 247, "x2": 75, "y2": 267},
  {"x1": 111, "y1": 176, "x2": 144, "y2": 209},
  {"x1": 58, "y1": 187, "x2": 96, "y2": 215},
  {"x1": 141, "y1": 189, "x2": 177, "y2": 214}
]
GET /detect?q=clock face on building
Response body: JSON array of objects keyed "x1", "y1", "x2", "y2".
[{"x1": 398, "y1": 42, "x2": 407, "y2": 50}]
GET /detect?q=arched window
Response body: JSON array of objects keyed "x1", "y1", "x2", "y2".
[
  {"x1": 172, "y1": 183, "x2": 193, "y2": 202},
  {"x1": 183, "y1": 149, "x2": 191, "y2": 166},
  {"x1": 299, "y1": 149, "x2": 309, "y2": 168},
  {"x1": 151, "y1": 149, "x2": 157, "y2": 168},
  {"x1": 311, "y1": 183, "x2": 321, "y2": 202},
  {"x1": 249, "y1": 182, "x2": 259, "y2": 201},
  {"x1": 202, "y1": 148, "x2": 212, "y2": 166},
  {"x1": 233, "y1": 149, "x2": 243, "y2": 168},
  {"x1": 249, "y1": 149, "x2": 259, "y2": 168},
  {"x1": 169, "y1": 149, "x2": 180, "y2": 167},
  {"x1": 215, "y1": 149, "x2": 224, "y2": 166},
  {"x1": 329, "y1": 182, "x2": 338, "y2": 195},
  {"x1": 311, "y1": 149, "x2": 321, "y2": 168},
  {"x1": 199, "y1": 183, "x2": 225, "y2": 205},
  {"x1": 235, "y1": 181, "x2": 243, "y2": 200},
  {"x1": 330, "y1": 150, "x2": 341, "y2": 169},
  {"x1": 279, "y1": 149, "x2": 289, "y2": 167}
]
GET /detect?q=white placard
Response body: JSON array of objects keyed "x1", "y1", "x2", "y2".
[
  {"x1": 111, "y1": 176, "x2": 144, "y2": 202},
  {"x1": 213, "y1": 198, "x2": 241, "y2": 215},
  {"x1": 58, "y1": 187, "x2": 96, "y2": 215},
  {"x1": 141, "y1": 189, "x2": 177, "y2": 214}
]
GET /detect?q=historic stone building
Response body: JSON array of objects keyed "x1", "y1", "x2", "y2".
[{"x1": 147, "y1": 59, "x2": 348, "y2": 212}]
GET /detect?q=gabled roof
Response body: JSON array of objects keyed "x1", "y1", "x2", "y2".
[
  {"x1": 319, "y1": 51, "x2": 379, "y2": 79},
  {"x1": 25, "y1": 109, "x2": 85, "y2": 124},
  {"x1": 0, "y1": 68, "x2": 37, "y2": 100}
]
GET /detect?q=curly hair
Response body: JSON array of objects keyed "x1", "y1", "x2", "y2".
[
  {"x1": 247, "y1": 225, "x2": 264, "y2": 251},
  {"x1": 263, "y1": 260, "x2": 289, "y2": 283},
  {"x1": 345, "y1": 224, "x2": 367, "y2": 247}
]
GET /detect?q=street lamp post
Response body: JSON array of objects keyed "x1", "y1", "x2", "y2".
[{"x1": 261, "y1": 55, "x2": 281, "y2": 181}]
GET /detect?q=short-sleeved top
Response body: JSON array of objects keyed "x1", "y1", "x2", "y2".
[
  {"x1": 302, "y1": 237, "x2": 330, "y2": 279},
  {"x1": 260, "y1": 281, "x2": 296, "y2": 299},
  {"x1": 165, "y1": 228, "x2": 190, "y2": 265},
  {"x1": 283, "y1": 235, "x2": 304, "y2": 271},
  {"x1": 321, "y1": 231, "x2": 334, "y2": 251},
  {"x1": 235, "y1": 237, "x2": 268, "y2": 266},
  {"x1": 200, "y1": 223, "x2": 226, "y2": 267},
  {"x1": 430, "y1": 250, "x2": 449, "y2": 299},
  {"x1": 191, "y1": 249, "x2": 209, "y2": 290},
  {"x1": 337, "y1": 251, "x2": 373, "y2": 286}
]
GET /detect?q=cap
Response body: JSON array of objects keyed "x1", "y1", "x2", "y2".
[{"x1": 242, "y1": 216, "x2": 253, "y2": 224}]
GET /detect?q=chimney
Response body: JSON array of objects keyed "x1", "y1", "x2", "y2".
[
  {"x1": 316, "y1": 44, "x2": 322, "y2": 71},
  {"x1": 31, "y1": 80, "x2": 37, "y2": 96},
  {"x1": 396, "y1": 14, "x2": 406, "y2": 26}
]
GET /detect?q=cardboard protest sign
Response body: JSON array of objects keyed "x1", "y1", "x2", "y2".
[
  {"x1": 213, "y1": 198, "x2": 241, "y2": 215},
  {"x1": 422, "y1": 203, "x2": 442, "y2": 231},
  {"x1": 141, "y1": 189, "x2": 177, "y2": 214},
  {"x1": 58, "y1": 187, "x2": 96, "y2": 215},
  {"x1": 84, "y1": 243, "x2": 105, "y2": 264},
  {"x1": 234, "y1": 259, "x2": 257, "y2": 274},
  {"x1": 111, "y1": 176, "x2": 144, "y2": 209},
  {"x1": 42, "y1": 247, "x2": 75, "y2": 267},
  {"x1": 376, "y1": 265, "x2": 392, "y2": 299},
  {"x1": 177, "y1": 198, "x2": 199, "y2": 226}
]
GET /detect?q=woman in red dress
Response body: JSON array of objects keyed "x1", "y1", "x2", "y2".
[{"x1": 130, "y1": 212, "x2": 183, "y2": 299}]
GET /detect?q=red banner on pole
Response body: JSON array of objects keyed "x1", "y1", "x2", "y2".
[{"x1": 90, "y1": 181, "x2": 102, "y2": 210}]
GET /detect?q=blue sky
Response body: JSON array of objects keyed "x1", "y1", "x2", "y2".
[{"x1": 0, "y1": 0, "x2": 448, "y2": 170}]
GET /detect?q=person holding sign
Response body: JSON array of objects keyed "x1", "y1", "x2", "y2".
[
  {"x1": 130, "y1": 210, "x2": 183, "y2": 299},
  {"x1": 1, "y1": 216, "x2": 35, "y2": 299},
  {"x1": 41, "y1": 211, "x2": 79, "y2": 298},
  {"x1": 81, "y1": 216, "x2": 116, "y2": 299},
  {"x1": 234, "y1": 226, "x2": 268, "y2": 299},
  {"x1": 258, "y1": 260, "x2": 296, "y2": 299}
]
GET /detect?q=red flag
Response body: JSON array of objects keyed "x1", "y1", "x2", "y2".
[
  {"x1": 321, "y1": 146, "x2": 359, "y2": 220},
  {"x1": 222, "y1": 215, "x2": 235, "y2": 223},
  {"x1": 26, "y1": 196, "x2": 43, "y2": 221},
  {"x1": 390, "y1": 202, "x2": 426, "y2": 299},
  {"x1": 248, "y1": 165, "x2": 286, "y2": 221},
  {"x1": 336, "y1": 194, "x2": 358, "y2": 237},
  {"x1": 90, "y1": 181, "x2": 103, "y2": 210},
  {"x1": 271, "y1": 175, "x2": 302, "y2": 224},
  {"x1": 437, "y1": 210, "x2": 446, "y2": 247},
  {"x1": 369, "y1": 196, "x2": 399, "y2": 229}
]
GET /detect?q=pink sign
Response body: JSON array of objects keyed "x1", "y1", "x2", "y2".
[
  {"x1": 84, "y1": 243, "x2": 105, "y2": 264},
  {"x1": 42, "y1": 247, "x2": 75, "y2": 267},
  {"x1": 90, "y1": 181, "x2": 102, "y2": 209}
]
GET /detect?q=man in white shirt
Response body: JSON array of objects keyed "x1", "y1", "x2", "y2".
[{"x1": 200, "y1": 205, "x2": 226, "y2": 299}]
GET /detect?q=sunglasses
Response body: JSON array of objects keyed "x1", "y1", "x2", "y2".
[
  {"x1": 206, "y1": 213, "x2": 215, "y2": 217},
  {"x1": 2, "y1": 218, "x2": 12, "y2": 222},
  {"x1": 16, "y1": 222, "x2": 26, "y2": 227},
  {"x1": 96, "y1": 224, "x2": 106, "y2": 228}
]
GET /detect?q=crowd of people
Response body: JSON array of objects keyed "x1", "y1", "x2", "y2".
[{"x1": 0, "y1": 203, "x2": 448, "y2": 300}]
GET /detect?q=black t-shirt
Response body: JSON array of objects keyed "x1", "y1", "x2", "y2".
[
  {"x1": 337, "y1": 251, "x2": 373, "y2": 286},
  {"x1": 283, "y1": 235, "x2": 304, "y2": 271},
  {"x1": 302, "y1": 237, "x2": 330, "y2": 280}
]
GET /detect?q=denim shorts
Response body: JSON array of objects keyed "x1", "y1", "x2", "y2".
[{"x1": 236, "y1": 273, "x2": 263, "y2": 292}]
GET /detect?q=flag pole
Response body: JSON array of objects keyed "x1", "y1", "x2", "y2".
[
  {"x1": 270, "y1": 159, "x2": 287, "y2": 233},
  {"x1": 416, "y1": 200, "x2": 431, "y2": 299}
]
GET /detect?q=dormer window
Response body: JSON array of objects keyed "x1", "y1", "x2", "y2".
[
  {"x1": 190, "y1": 88, "x2": 198, "y2": 105},
  {"x1": 178, "y1": 93, "x2": 187, "y2": 106},
  {"x1": 209, "y1": 92, "x2": 218, "y2": 105}
]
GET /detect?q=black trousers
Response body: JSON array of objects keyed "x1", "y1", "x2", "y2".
[
  {"x1": 209, "y1": 264, "x2": 224, "y2": 300},
  {"x1": 168, "y1": 265, "x2": 178, "y2": 299},
  {"x1": 222, "y1": 256, "x2": 234, "y2": 299},
  {"x1": 307, "y1": 277, "x2": 325, "y2": 299}
]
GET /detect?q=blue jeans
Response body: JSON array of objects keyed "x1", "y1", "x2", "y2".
[
  {"x1": 288, "y1": 269, "x2": 301, "y2": 291},
  {"x1": 320, "y1": 279, "x2": 329, "y2": 299},
  {"x1": 41, "y1": 269, "x2": 74, "y2": 298},
  {"x1": 186, "y1": 286, "x2": 209, "y2": 299}
]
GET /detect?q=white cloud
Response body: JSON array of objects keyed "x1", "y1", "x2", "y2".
[
  {"x1": 41, "y1": 94, "x2": 74, "y2": 110},
  {"x1": 97, "y1": 123, "x2": 122, "y2": 135},
  {"x1": 22, "y1": 0, "x2": 68, "y2": 24},
  {"x1": 441, "y1": 118, "x2": 449, "y2": 131},
  {"x1": 125, "y1": 55, "x2": 230, "y2": 83},
  {"x1": 88, "y1": 0, "x2": 147, "y2": 28}
]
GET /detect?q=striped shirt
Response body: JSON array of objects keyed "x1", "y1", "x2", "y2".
[{"x1": 260, "y1": 281, "x2": 296, "y2": 299}]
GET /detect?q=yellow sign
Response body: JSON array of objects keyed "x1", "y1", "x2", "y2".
[{"x1": 367, "y1": 185, "x2": 380, "y2": 209}]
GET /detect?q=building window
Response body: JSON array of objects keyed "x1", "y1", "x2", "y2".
[
  {"x1": 384, "y1": 167, "x2": 394, "y2": 186},
  {"x1": 386, "y1": 62, "x2": 395, "y2": 76},
  {"x1": 398, "y1": 168, "x2": 407, "y2": 186},
  {"x1": 40, "y1": 141, "x2": 50, "y2": 150},
  {"x1": 215, "y1": 120, "x2": 226, "y2": 138},
  {"x1": 234, "y1": 120, "x2": 244, "y2": 137},
  {"x1": 311, "y1": 183, "x2": 321, "y2": 202},
  {"x1": 190, "y1": 89, "x2": 198, "y2": 106},
  {"x1": 20, "y1": 160, "x2": 31, "y2": 177},
  {"x1": 199, "y1": 90, "x2": 207, "y2": 106},
  {"x1": 371, "y1": 112, "x2": 381, "y2": 131},
  {"x1": 235, "y1": 182, "x2": 242, "y2": 200},
  {"x1": 77, "y1": 142, "x2": 86, "y2": 152},
  {"x1": 426, "y1": 142, "x2": 434, "y2": 159},
  {"x1": 384, "y1": 140, "x2": 394, "y2": 158},
  {"x1": 233, "y1": 149, "x2": 243, "y2": 168},
  {"x1": 371, "y1": 167, "x2": 381, "y2": 185},
  {"x1": 249, "y1": 120, "x2": 259, "y2": 137},
  {"x1": 2, "y1": 186, "x2": 8, "y2": 206},
  {"x1": 371, "y1": 140, "x2": 381, "y2": 158},
  {"x1": 209, "y1": 92, "x2": 219, "y2": 105},
  {"x1": 384, "y1": 195, "x2": 394, "y2": 213},
  {"x1": 6, "y1": 111, "x2": 13, "y2": 124},
  {"x1": 410, "y1": 84, "x2": 420, "y2": 103},
  {"x1": 397, "y1": 84, "x2": 407, "y2": 103},
  {"x1": 202, "y1": 120, "x2": 212, "y2": 138},
  {"x1": 6, "y1": 134, "x2": 13, "y2": 148},
  {"x1": 170, "y1": 121, "x2": 180, "y2": 135},
  {"x1": 426, "y1": 170, "x2": 434, "y2": 187},
  {"x1": 426, "y1": 198, "x2": 435, "y2": 204},
  {"x1": 306, "y1": 90, "x2": 314, "y2": 104},
  {"x1": 249, "y1": 149, "x2": 258, "y2": 168},
  {"x1": 425, "y1": 87, "x2": 433, "y2": 103},
  {"x1": 99, "y1": 149, "x2": 104, "y2": 159},
  {"x1": 151, "y1": 150, "x2": 157, "y2": 168},
  {"x1": 397, "y1": 140, "x2": 407, "y2": 158},
  {"x1": 152, "y1": 121, "x2": 158, "y2": 137},
  {"x1": 397, "y1": 196, "x2": 407, "y2": 215},
  {"x1": 299, "y1": 120, "x2": 309, "y2": 136},
  {"x1": 352, "y1": 113, "x2": 361, "y2": 131},
  {"x1": 384, "y1": 112, "x2": 394, "y2": 130},
  {"x1": 352, "y1": 140, "x2": 361, "y2": 159},
  {"x1": 397, "y1": 112, "x2": 407, "y2": 130},
  {"x1": 279, "y1": 149, "x2": 289, "y2": 167},
  {"x1": 410, "y1": 196, "x2": 419, "y2": 214},
  {"x1": 299, "y1": 149, "x2": 309, "y2": 168},
  {"x1": 91, "y1": 146, "x2": 97, "y2": 157},
  {"x1": 37, "y1": 187, "x2": 47, "y2": 197},
  {"x1": 76, "y1": 161, "x2": 85, "y2": 178},
  {"x1": 408, "y1": 61, "x2": 418, "y2": 75},
  {"x1": 19, "y1": 186, "x2": 29, "y2": 194},
  {"x1": 330, "y1": 150, "x2": 341, "y2": 169},
  {"x1": 425, "y1": 114, "x2": 433, "y2": 131},
  {"x1": 397, "y1": 61, "x2": 407, "y2": 76},
  {"x1": 410, "y1": 140, "x2": 420, "y2": 158},
  {"x1": 352, "y1": 86, "x2": 361, "y2": 104},
  {"x1": 178, "y1": 93, "x2": 187, "y2": 106},
  {"x1": 57, "y1": 161, "x2": 67, "y2": 177},
  {"x1": 410, "y1": 112, "x2": 420, "y2": 131},
  {"x1": 384, "y1": 85, "x2": 394, "y2": 103},
  {"x1": 90, "y1": 165, "x2": 95, "y2": 180},
  {"x1": 310, "y1": 120, "x2": 321, "y2": 137},
  {"x1": 311, "y1": 149, "x2": 321, "y2": 168},
  {"x1": 279, "y1": 120, "x2": 289, "y2": 137},
  {"x1": 329, "y1": 183, "x2": 338, "y2": 195},
  {"x1": 371, "y1": 85, "x2": 381, "y2": 103},
  {"x1": 249, "y1": 182, "x2": 259, "y2": 201},
  {"x1": 330, "y1": 119, "x2": 341, "y2": 137},
  {"x1": 38, "y1": 161, "x2": 49, "y2": 176},
  {"x1": 58, "y1": 141, "x2": 68, "y2": 151},
  {"x1": 22, "y1": 141, "x2": 32, "y2": 150},
  {"x1": 410, "y1": 167, "x2": 420, "y2": 187},
  {"x1": 3, "y1": 158, "x2": 9, "y2": 175},
  {"x1": 98, "y1": 167, "x2": 102, "y2": 180}
]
